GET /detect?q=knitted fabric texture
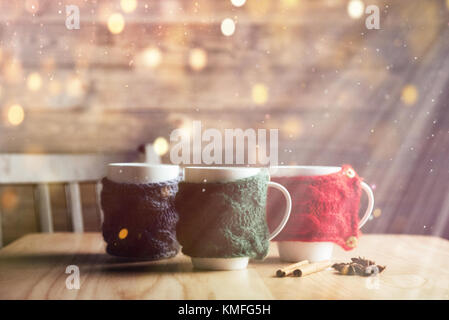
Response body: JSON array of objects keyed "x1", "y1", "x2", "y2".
[
  {"x1": 266, "y1": 165, "x2": 362, "y2": 250},
  {"x1": 101, "y1": 177, "x2": 181, "y2": 259},
  {"x1": 175, "y1": 172, "x2": 271, "y2": 259}
]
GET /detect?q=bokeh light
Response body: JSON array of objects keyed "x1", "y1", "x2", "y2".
[
  {"x1": 139, "y1": 47, "x2": 162, "y2": 68},
  {"x1": 401, "y1": 85, "x2": 418, "y2": 106},
  {"x1": 282, "y1": 118, "x2": 303, "y2": 139},
  {"x1": 120, "y1": 0, "x2": 138, "y2": 13},
  {"x1": 252, "y1": 83, "x2": 269, "y2": 105},
  {"x1": 373, "y1": 208, "x2": 382, "y2": 218},
  {"x1": 221, "y1": 18, "x2": 236, "y2": 37},
  {"x1": 189, "y1": 48, "x2": 208, "y2": 71},
  {"x1": 118, "y1": 228, "x2": 128, "y2": 239},
  {"x1": 107, "y1": 13, "x2": 125, "y2": 34},
  {"x1": 153, "y1": 137, "x2": 169, "y2": 156},
  {"x1": 26, "y1": 72, "x2": 43, "y2": 91},
  {"x1": 231, "y1": 0, "x2": 246, "y2": 7},
  {"x1": 25, "y1": 0, "x2": 40, "y2": 14},
  {"x1": 66, "y1": 76, "x2": 85, "y2": 97},
  {"x1": 281, "y1": 0, "x2": 299, "y2": 8},
  {"x1": 347, "y1": 0, "x2": 364, "y2": 19},
  {"x1": 7, "y1": 104, "x2": 25, "y2": 126}
]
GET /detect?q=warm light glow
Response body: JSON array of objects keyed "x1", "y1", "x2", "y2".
[
  {"x1": 447, "y1": 0, "x2": 449, "y2": 10},
  {"x1": 107, "y1": 13, "x2": 125, "y2": 34},
  {"x1": 221, "y1": 18, "x2": 236, "y2": 36},
  {"x1": 7, "y1": 104, "x2": 25, "y2": 126},
  {"x1": 373, "y1": 208, "x2": 382, "y2": 218},
  {"x1": 27, "y1": 72, "x2": 42, "y2": 91},
  {"x1": 231, "y1": 0, "x2": 246, "y2": 7},
  {"x1": 401, "y1": 85, "x2": 418, "y2": 106},
  {"x1": 252, "y1": 83, "x2": 269, "y2": 105},
  {"x1": 66, "y1": 76, "x2": 84, "y2": 97},
  {"x1": 153, "y1": 137, "x2": 169, "y2": 156},
  {"x1": 139, "y1": 47, "x2": 162, "y2": 68},
  {"x1": 25, "y1": 0, "x2": 40, "y2": 14},
  {"x1": 282, "y1": 118, "x2": 303, "y2": 139},
  {"x1": 1, "y1": 189, "x2": 19, "y2": 211},
  {"x1": 120, "y1": 0, "x2": 138, "y2": 13},
  {"x1": 118, "y1": 228, "x2": 128, "y2": 239},
  {"x1": 281, "y1": 0, "x2": 299, "y2": 7},
  {"x1": 347, "y1": 0, "x2": 364, "y2": 19},
  {"x1": 189, "y1": 48, "x2": 208, "y2": 71}
]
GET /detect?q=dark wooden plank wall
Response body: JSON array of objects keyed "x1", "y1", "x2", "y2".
[{"x1": 0, "y1": 0, "x2": 448, "y2": 244}]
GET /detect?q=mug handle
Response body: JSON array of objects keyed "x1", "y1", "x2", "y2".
[
  {"x1": 267, "y1": 181, "x2": 292, "y2": 240},
  {"x1": 358, "y1": 181, "x2": 375, "y2": 228}
]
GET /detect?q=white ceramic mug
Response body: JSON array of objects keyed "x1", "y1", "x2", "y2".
[
  {"x1": 183, "y1": 166, "x2": 292, "y2": 270},
  {"x1": 269, "y1": 166, "x2": 374, "y2": 262}
]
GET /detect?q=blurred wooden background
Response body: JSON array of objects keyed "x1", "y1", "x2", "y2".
[{"x1": 0, "y1": 0, "x2": 448, "y2": 245}]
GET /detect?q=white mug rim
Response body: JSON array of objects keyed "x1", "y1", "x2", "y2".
[
  {"x1": 107, "y1": 163, "x2": 180, "y2": 183},
  {"x1": 269, "y1": 165, "x2": 341, "y2": 177}
]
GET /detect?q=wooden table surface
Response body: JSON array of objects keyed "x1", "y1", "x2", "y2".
[{"x1": 0, "y1": 233, "x2": 448, "y2": 300}]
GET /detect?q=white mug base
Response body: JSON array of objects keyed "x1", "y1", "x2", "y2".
[
  {"x1": 277, "y1": 241, "x2": 334, "y2": 263},
  {"x1": 191, "y1": 257, "x2": 249, "y2": 270}
]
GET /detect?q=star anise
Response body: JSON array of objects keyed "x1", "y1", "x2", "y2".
[
  {"x1": 351, "y1": 256, "x2": 375, "y2": 267},
  {"x1": 332, "y1": 257, "x2": 386, "y2": 277}
]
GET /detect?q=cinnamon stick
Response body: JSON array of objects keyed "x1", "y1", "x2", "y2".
[
  {"x1": 276, "y1": 260, "x2": 309, "y2": 277},
  {"x1": 293, "y1": 260, "x2": 332, "y2": 277}
]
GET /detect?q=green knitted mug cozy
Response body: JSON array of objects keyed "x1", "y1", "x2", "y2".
[{"x1": 174, "y1": 171, "x2": 271, "y2": 260}]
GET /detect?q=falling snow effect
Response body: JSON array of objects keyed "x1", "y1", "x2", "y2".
[{"x1": 0, "y1": 0, "x2": 446, "y2": 242}]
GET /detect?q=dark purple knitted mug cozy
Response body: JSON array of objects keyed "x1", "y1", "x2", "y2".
[{"x1": 101, "y1": 177, "x2": 181, "y2": 260}]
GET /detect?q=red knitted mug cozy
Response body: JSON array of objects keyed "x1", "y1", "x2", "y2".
[{"x1": 267, "y1": 165, "x2": 363, "y2": 250}]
